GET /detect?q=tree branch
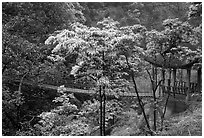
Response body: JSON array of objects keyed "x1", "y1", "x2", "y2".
[{"x1": 125, "y1": 55, "x2": 152, "y2": 135}]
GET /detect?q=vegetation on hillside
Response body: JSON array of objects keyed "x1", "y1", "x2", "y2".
[{"x1": 2, "y1": 2, "x2": 202, "y2": 136}]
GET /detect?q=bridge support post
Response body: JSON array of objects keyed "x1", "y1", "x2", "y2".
[
  {"x1": 197, "y1": 67, "x2": 201, "y2": 93},
  {"x1": 161, "y1": 69, "x2": 165, "y2": 96},
  {"x1": 178, "y1": 69, "x2": 183, "y2": 81},
  {"x1": 186, "y1": 68, "x2": 191, "y2": 102},
  {"x1": 173, "y1": 69, "x2": 176, "y2": 98},
  {"x1": 168, "y1": 69, "x2": 172, "y2": 94}
]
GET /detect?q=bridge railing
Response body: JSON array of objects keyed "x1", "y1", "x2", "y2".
[{"x1": 160, "y1": 81, "x2": 199, "y2": 96}]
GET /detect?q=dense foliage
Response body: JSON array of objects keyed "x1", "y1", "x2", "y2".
[{"x1": 2, "y1": 2, "x2": 202, "y2": 136}]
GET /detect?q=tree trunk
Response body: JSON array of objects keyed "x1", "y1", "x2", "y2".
[
  {"x1": 125, "y1": 56, "x2": 152, "y2": 135},
  {"x1": 99, "y1": 86, "x2": 103, "y2": 136},
  {"x1": 186, "y1": 68, "x2": 191, "y2": 102},
  {"x1": 103, "y1": 86, "x2": 106, "y2": 136},
  {"x1": 161, "y1": 76, "x2": 171, "y2": 131},
  {"x1": 172, "y1": 69, "x2": 176, "y2": 98},
  {"x1": 152, "y1": 66, "x2": 157, "y2": 131}
]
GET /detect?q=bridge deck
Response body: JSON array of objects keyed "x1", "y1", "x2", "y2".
[
  {"x1": 38, "y1": 84, "x2": 153, "y2": 97},
  {"x1": 4, "y1": 78, "x2": 153, "y2": 97}
]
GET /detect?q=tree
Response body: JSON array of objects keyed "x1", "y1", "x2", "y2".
[
  {"x1": 141, "y1": 17, "x2": 201, "y2": 132},
  {"x1": 2, "y1": 2, "x2": 86, "y2": 135},
  {"x1": 2, "y1": 2, "x2": 85, "y2": 43},
  {"x1": 2, "y1": 2, "x2": 201, "y2": 136},
  {"x1": 145, "y1": 18, "x2": 200, "y2": 65},
  {"x1": 45, "y1": 17, "x2": 154, "y2": 135},
  {"x1": 80, "y1": 2, "x2": 190, "y2": 30},
  {"x1": 188, "y1": 2, "x2": 202, "y2": 27},
  {"x1": 2, "y1": 2, "x2": 86, "y2": 84},
  {"x1": 31, "y1": 85, "x2": 123, "y2": 136},
  {"x1": 45, "y1": 18, "x2": 122, "y2": 135}
]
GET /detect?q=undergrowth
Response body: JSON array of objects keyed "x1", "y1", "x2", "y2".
[
  {"x1": 111, "y1": 94, "x2": 202, "y2": 136},
  {"x1": 158, "y1": 98, "x2": 202, "y2": 136}
]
